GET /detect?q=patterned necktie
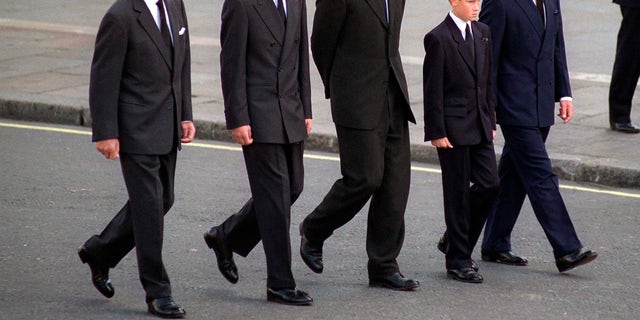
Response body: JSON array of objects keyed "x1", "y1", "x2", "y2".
[
  {"x1": 157, "y1": 0, "x2": 173, "y2": 61},
  {"x1": 277, "y1": 0, "x2": 286, "y2": 27}
]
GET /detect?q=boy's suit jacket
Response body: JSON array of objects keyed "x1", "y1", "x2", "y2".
[{"x1": 423, "y1": 15, "x2": 495, "y2": 146}]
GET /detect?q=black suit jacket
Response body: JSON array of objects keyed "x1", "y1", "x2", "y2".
[
  {"x1": 89, "y1": 0, "x2": 192, "y2": 154},
  {"x1": 423, "y1": 16, "x2": 495, "y2": 146},
  {"x1": 220, "y1": 0, "x2": 312, "y2": 144},
  {"x1": 311, "y1": 0, "x2": 415, "y2": 130}
]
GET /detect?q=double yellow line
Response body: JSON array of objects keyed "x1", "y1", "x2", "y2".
[{"x1": 3, "y1": 121, "x2": 639, "y2": 199}]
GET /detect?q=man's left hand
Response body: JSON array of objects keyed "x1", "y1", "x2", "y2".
[{"x1": 181, "y1": 121, "x2": 196, "y2": 143}]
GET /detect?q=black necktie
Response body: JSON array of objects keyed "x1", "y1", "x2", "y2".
[
  {"x1": 536, "y1": 0, "x2": 545, "y2": 24},
  {"x1": 157, "y1": 0, "x2": 173, "y2": 60},
  {"x1": 277, "y1": 0, "x2": 286, "y2": 27},
  {"x1": 465, "y1": 23, "x2": 475, "y2": 63}
]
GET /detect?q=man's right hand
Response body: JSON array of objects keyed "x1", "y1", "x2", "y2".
[
  {"x1": 430, "y1": 137, "x2": 453, "y2": 149},
  {"x1": 231, "y1": 125, "x2": 253, "y2": 146},
  {"x1": 95, "y1": 138, "x2": 120, "y2": 160}
]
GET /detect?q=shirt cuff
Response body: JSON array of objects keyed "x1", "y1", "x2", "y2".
[{"x1": 560, "y1": 97, "x2": 572, "y2": 102}]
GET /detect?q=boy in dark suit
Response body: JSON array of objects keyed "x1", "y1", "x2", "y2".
[
  {"x1": 202, "y1": 0, "x2": 313, "y2": 306},
  {"x1": 423, "y1": 0, "x2": 499, "y2": 283},
  {"x1": 78, "y1": 0, "x2": 194, "y2": 317}
]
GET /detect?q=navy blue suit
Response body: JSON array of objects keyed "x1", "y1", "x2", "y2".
[{"x1": 480, "y1": 0, "x2": 583, "y2": 258}]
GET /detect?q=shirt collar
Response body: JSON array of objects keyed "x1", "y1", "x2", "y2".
[{"x1": 449, "y1": 11, "x2": 472, "y2": 40}]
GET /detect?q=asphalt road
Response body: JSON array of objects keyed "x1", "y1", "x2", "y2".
[{"x1": 1, "y1": 119, "x2": 639, "y2": 320}]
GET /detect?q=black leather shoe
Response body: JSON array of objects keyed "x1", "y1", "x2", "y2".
[
  {"x1": 299, "y1": 224, "x2": 323, "y2": 273},
  {"x1": 481, "y1": 250, "x2": 528, "y2": 266},
  {"x1": 610, "y1": 122, "x2": 640, "y2": 133},
  {"x1": 447, "y1": 268, "x2": 483, "y2": 283},
  {"x1": 78, "y1": 246, "x2": 114, "y2": 298},
  {"x1": 369, "y1": 272, "x2": 420, "y2": 291},
  {"x1": 437, "y1": 235, "x2": 479, "y2": 271},
  {"x1": 147, "y1": 297, "x2": 186, "y2": 319},
  {"x1": 556, "y1": 248, "x2": 598, "y2": 272},
  {"x1": 266, "y1": 288, "x2": 313, "y2": 306},
  {"x1": 203, "y1": 227, "x2": 238, "y2": 284}
]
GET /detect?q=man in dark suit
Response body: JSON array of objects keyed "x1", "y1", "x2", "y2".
[
  {"x1": 424, "y1": 0, "x2": 499, "y2": 284},
  {"x1": 78, "y1": 0, "x2": 194, "y2": 318},
  {"x1": 299, "y1": 0, "x2": 420, "y2": 291},
  {"x1": 202, "y1": 0, "x2": 313, "y2": 306},
  {"x1": 609, "y1": 0, "x2": 640, "y2": 133},
  {"x1": 479, "y1": 0, "x2": 597, "y2": 273}
]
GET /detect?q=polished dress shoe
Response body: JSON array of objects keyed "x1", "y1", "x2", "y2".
[
  {"x1": 203, "y1": 227, "x2": 238, "y2": 284},
  {"x1": 369, "y1": 272, "x2": 420, "y2": 291},
  {"x1": 481, "y1": 250, "x2": 528, "y2": 266},
  {"x1": 610, "y1": 122, "x2": 640, "y2": 133},
  {"x1": 437, "y1": 235, "x2": 479, "y2": 272},
  {"x1": 147, "y1": 297, "x2": 186, "y2": 319},
  {"x1": 447, "y1": 268, "x2": 483, "y2": 283},
  {"x1": 299, "y1": 225, "x2": 323, "y2": 273},
  {"x1": 78, "y1": 246, "x2": 114, "y2": 298},
  {"x1": 267, "y1": 288, "x2": 313, "y2": 306},
  {"x1": 556, "y1": 248, "x2": 598, "y2": 272}
]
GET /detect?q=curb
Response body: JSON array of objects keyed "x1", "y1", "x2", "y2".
[{"x1": 2, "y1": 98, "x2": 639, "y2": 189}]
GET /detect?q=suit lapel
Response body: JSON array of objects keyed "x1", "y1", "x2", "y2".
[
  {"x1": 445, "y1": 16, "x2": 475, "y2": 76},
  {"x1": 365, "y1": 0, "x2": 388, "y2": 28},
  {"x1": 279, "y1": 0, "x2": 299, "y2": 64},
  {"x1": 133, "y1": 0, "x2": 173, "y2": 70},
  {"x1": 166, "y1": 0, "x2": 184, "y2": 70},
  {"x1": 254, "y1": 0, "x2": 285, "y2": 44},
  {"x1": 514, "y1": 0, "x2": 545, "y2": 38}
]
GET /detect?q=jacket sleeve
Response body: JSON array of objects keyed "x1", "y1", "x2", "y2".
[
  {"x1": 310, "y1": 0, "x2": 347, "y2": 98},
  {"x1": 179, "y1": 0, "x2": 193, "y2": 122},
  {"x1": 553, "y1": 0, "x2": 572, "y2": 101},
  {"x1": 220, "y1": 0, "x2": 250, "y2": 129},
  {"x1": 423, "y1": 32, "x2": 447, "y2": 142},
  {"x1": 479, "y1": 0, "x2": 506, "y2": 103},
  {"x1": 89, "y1": 12, "x2": 127, "y2": 142},
  {"x1": 299, "y1": 0, "x2": 312, "y2": 119}
]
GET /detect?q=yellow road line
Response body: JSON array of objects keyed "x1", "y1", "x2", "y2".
[{"x1": 3, "y1": 121, "x2": 640, "y2": 198}]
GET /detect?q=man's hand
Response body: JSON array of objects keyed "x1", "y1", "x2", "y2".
[
  {"x1": 181, "y1": 121, "x2": 196, "y2": 143},
  {"x1": 558, "y1": 100, "x2": 574, "y2": 123},
  {"x1": 231, "y1": 125, "x2": 253, "y2": 145},
  {"x1": 431, "y1": 137, "x2": 453, "y2": 148},
  {"x1": 493, "y1": 129, "x2": 497, "y2": 139},
  {"x1": 305, "y1": 118, "x2": 313, "y2": 135},
  {"x1": 95, "y1": 138, "x2": 120, "y2": 160}
]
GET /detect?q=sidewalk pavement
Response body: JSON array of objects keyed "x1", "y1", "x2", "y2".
[{"x1": 1, "y1": 0, "x2": 639, "y2": 189}]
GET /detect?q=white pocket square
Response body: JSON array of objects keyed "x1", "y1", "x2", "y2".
[{"x1": 178, "y1": 27, "x2": 186, "y2": 36}]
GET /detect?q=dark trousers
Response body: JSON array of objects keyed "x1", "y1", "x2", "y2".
[
  {"x1": 217, "y1": 142, "x2": 304, "y2": 289},
  {"x1": 481, "y1": 126, "x2": 582, "y2": 258},
  {"x1": 437, "y1": 141, "x2": 499, "y2": 270},
  {"x1": 83, "y1": 148, "x2": 177, "y2": 302},
  {"x1": 301, "y1": 80, "x2": 411, "y2": 277},
  {"x1": 609, "y1": 5, "x2": 640, "y2": 124}
]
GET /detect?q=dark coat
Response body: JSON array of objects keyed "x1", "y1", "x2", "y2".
[
  {"x1": 310, "y1": 0, "x2": 415, "y2": 129},
  {"x1": 480, "y1": 0, "x2": 571, "y2": 127},
  {"x1": 220, "y1": 0, "x2": 312, "y2": 144},
  {"x1": 89, "y1": 0, "x2": 192, "y2": 154}
]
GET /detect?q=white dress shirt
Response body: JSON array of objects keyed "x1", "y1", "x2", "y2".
[{"x1": 449, "y1": 12, "x2": 473, "y2": 40}]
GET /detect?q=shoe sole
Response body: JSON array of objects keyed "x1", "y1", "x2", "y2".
[
  {"x1": 148, "y1": 308, "x2": 186, "y2": 319},
  {"x1": 481, "y1": 256, "x2": 528, "y2": 266},
  {"x1": 369, "y1": 281, "x2": 420, "y2": 291},
  {"x1": 446, "y1": 273, "x2": 483, "y2": 284},
  {"x1": 267, "y1": 295, "x2": 313, "y2": 306}
]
